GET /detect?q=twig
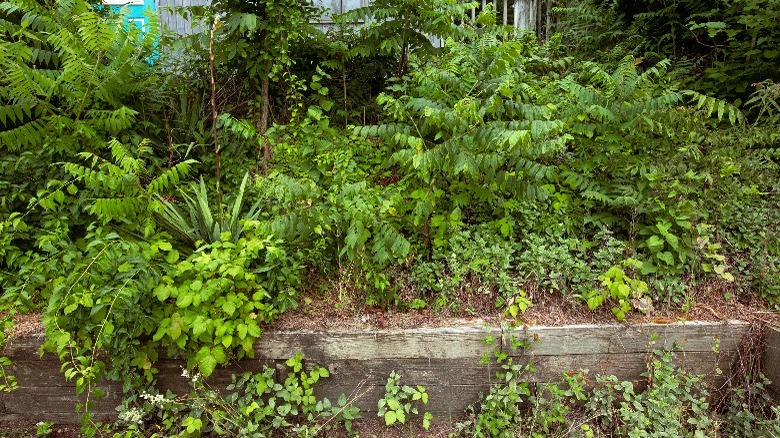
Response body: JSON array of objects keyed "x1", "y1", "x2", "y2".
[{"x1": 310, "y1": 375, "x2": 373, "y2": 436}]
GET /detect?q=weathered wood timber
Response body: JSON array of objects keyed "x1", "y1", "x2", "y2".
[
  {"x1": 764, "y1": 325, "x2": 780, "y2": 400},
  {"x1": 0, "y1": 321, "x2": 754, "y2": 422}
]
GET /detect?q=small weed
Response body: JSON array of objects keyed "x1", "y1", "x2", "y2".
[
  {"x1": 377, "y1": 371, "x2": 433, "y2": 430},
  {"x1": 35, "y1": 422, "x2": 53, "y2": 437}
]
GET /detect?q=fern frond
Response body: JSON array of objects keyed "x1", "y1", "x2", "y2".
[{"x1": 147, "y1": 160, "x2": 197, "y2": 195}]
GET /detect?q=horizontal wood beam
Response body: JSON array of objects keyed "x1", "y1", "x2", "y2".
[{"x1": 0, "y1": 321, "x2": 752, "y2": 421}]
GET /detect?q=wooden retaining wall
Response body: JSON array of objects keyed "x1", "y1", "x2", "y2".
[
  {"x1": 763, "y1": 325, "x2": 780, "y2": 400},
  {"x1": 0, "y1": 321, "x2": 754, "y2": 423}
]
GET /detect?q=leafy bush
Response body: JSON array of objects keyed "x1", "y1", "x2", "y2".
[
  {"x1": 152, "y1": 221, "x2": 302, "y2": 376},
  {"x1": 587, "y1": 351, "x2": 714, "y2": 437},
  {"x1": 460, "y1": 349, "x2": 780, "y2": 437},
  {"x1": 339, "y1": 0, "x2": 476, "y2": 75},
  {"x1": 114, "y1": 354, "x2": 360, "y2": 436},
  {"x1": 585, "y1": 258, "x2": 649, "y2": 321},
  {"x1": 0, "y1": 0, "x2": 164, "y2": 218},
  {"x1": 718, "y1": 374, "x2": 780, "y2": 437},
  {"x1": 458, "y1": 354, "x2": 534, "y2": 437},
  {"x1": 410, "y1": 226, "x2": 524, "y2": 313}
]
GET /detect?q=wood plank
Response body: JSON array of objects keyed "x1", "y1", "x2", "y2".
[
  {"x1": 763, "y1": 325, "x2": 780, "y2": 398},
  {"x1": 295, "y1": 358, "x2": 500, "y2": 388},
  {"x1": 0, "y1": 412, "x2": 116, "y2": 424},
  {"x1": 0, "y1": 385, "x2": 121, "y2": 417},
  {"x1": 504, "y1": 321, "x2": 749, "y2": 356},
  {"x1": 2, "y1": 334, "x2": 47, "y2": 361},
  {"x1": 8, "y1": 360, "x2": 74, "y2": 387},
  {"x1": 255, "y1": 326, "x2": 501, "y2": 361}
]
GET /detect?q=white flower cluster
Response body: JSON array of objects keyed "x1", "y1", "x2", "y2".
[
  {"x1": 140, "y1": 391, "x2": 168, "y2": 408},
  {"x1": 118, "y1": 407, "x2": 144, "y2": 425},
  {"x1": 181, "y1": 368, "x2": 201, "y2": 382}
]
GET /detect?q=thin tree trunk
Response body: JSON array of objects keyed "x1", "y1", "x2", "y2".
[
  {"x1": 536, "y1": 0, "x2": 542, "y2": 38},
  {"x1": 529, "y1": 0, "x2": 536, "y2": 33},
  {"x1": 259, "y1": 70, "x2": 271, "y2": 176},
  {"x1": 342, "y1": 64, "x2": 348, "y2": 128},
  {"x1": 546, "y1": 0, "x2": 552, "y2": 41},
  {"x1": 517, "y1": 0, "x2": 529, "y2": 30},
  {"x1": 210, "y1": 19, "x2": 222, "y2": 214},
  {"x1": 503, "y1": 0, "x2": 507, "y2": 24},
  {"x1": 399, "y1": 14, "x2": 410, "y2": 76}
]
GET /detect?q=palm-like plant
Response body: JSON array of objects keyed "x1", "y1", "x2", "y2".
[{"x1": 155, "y1": 172, "x2": 262, "y2": 247}]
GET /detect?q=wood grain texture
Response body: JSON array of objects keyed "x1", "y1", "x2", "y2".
[
  {"x1": 504, "y1": 321, "x2": 748, "y2": 356},
  {"x1": 0, "y1": 321, "x2": 753, "y2": 422},
  {"x1": 763, "y1": 325, "x2": 780, "y2": 399},
  {"x1": 254, "y1": 326, "x2": 502, "y2": 361},
  {"x1": 0, "y1": 385, "x2": 121, "y2": 421}
]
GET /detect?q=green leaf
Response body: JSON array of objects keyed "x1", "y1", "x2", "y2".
[
  {"x1": 387, "y1": 398, "x2": 400, "y2": 410},
  {"x1": 247, "y1": 323, "x2": 261, "y2": 338},
  {"x1": 237, "y1": 324, "x2": 248, "y2": 339},
  {"x1": 212, "y1": 345, "x2": 226, "y2": 364},
  {"x1": 197, "y1": 347, "x2": 217, "y2": 376},
  {"x1": 646, "y1": 235, "x2": 664, "y2": 252},
  {"x1": 165, "y1": 249, "x2": 179, "y2": 264},
  {"x1": 155, "y1": 284, "x2": 172, "y2": 301},
  {"x1": 176, "y1": 292, "x2": 193, "y2": 308},
  {"x1": 222, "y1": 300, "x2": 236, "y2": 316},
  {"x1": 169, "y1": 313, "x2": 184, "y2": 339},
  {"x1": 103, "y1": 321, "x2": 114, "y2": 336},
  {"x1": 656, "y1": 251, "x2": 675, "y2": 266},
  {"x1": 423, "y1": 412, "x2": 433, "y2": 430},
  {"x1": 384, "y1": 410, "x2": 397, "y2": 425},
  {"x1": 664, "y1": 233, "x2": 679, "y2": 251}
]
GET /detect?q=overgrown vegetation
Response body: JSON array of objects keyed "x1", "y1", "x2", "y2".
[
  {"x1": 458, "y1": 349, "x2": 780, "y2": 437},
  {"x1": 1, "y1": 0, "x2": 779, "y2": 434},
  {"x1": 113, "y1": 353, "x2": 360, "y2": 437}
]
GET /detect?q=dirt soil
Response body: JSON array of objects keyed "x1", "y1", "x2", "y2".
[
  {"x1": 6, "y1": 278, "x2": 780, "y2": 339},
  {"x1": 270, "y1": 279, "x2": 780, "y2": 332},
  {"x1": 0, "y1": 421, "x2": 81, "y2": 438}
]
